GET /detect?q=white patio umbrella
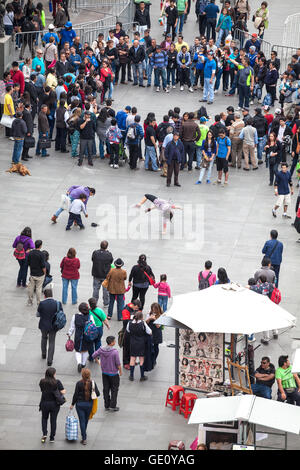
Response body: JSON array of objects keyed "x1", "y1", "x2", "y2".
[{"x1": 162, "y1": 283, "x2": 296, "y2": 335}]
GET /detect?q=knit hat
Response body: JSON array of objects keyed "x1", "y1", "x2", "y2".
[{"x1": 114, "y1": 258, "x2": 124, "y2": 267}]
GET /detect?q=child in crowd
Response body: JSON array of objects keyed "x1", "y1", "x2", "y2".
[
  {"x1": 154, "y1": 274, "x2": 171, "y2": 312},
  {"x1": 66, "y1": 194, "x2": 88, "y2": 230},
  {"x1": 106, "y1": 118, "x2": 123, "y2": 169}
]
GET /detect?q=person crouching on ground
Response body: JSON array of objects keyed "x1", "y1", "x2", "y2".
[{"x1": 66, "y1": 194, "x2": 88, "y2": 230}]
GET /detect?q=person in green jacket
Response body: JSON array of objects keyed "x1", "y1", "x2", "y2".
[
  {"x1": 176, "y1": 0, "x2": 188, "y2": 35},
  {"x1": 254, "y1": 1, "x2": 269, "y2": 39},
  {"x1": 88, "y1": 297, "x2": 110, "y2": 361},
  {"x1": 195, "y1": 117, "x2": 209, "y2": 168},
  {"x1": 216, "y1": 7, "x2": 232, "y2": 48}
]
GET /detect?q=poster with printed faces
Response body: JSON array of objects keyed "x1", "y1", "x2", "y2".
[{"x1": 179, "y1": 330, "x2": 224, "y2": 393}]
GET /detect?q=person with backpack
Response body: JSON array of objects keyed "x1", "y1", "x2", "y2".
[
  {"x1": 106, "y1": 118, "x2": 123, "y2": 169},
  {"x1": 12, "y1": 226, "x2": 35, "y2": 288},
  {"x1": 67, "y1": 302, "x2": 96, "y2": 372},
  {"x1": 70, "y1": 368, "x2": 100, "y2": 445},
  {"x1": 60, "y1": 248, "x2": 80, "y2": 305},
  {"x1": 126, "y1": 115, "x2": 144, "y2": 170},
  {"x1": 37, "y1": 288, "x2": 64, "y2": 366},
  {"x1": 92, "y1": 335, "x2": 122, "y2": 412},
  {"x1": 39, "y1": 367, "x2": 66, "y2": 444},
  {"x1": 262, "y1": 230, "x2": 283, "y2": 287},
  {"x1": 198, "y1": 260, "x2": 216, "y2": 289},
  {"x1": 87, "y1": 297, "x2": 110, "y2": 362}
]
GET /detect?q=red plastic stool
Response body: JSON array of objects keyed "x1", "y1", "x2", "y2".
[
  {"x1": 165, "y1": 385, "x2": 184, "y2": 411},
  {"x1": 179, "y1": 393, "x2": 198, "y2": 419}
]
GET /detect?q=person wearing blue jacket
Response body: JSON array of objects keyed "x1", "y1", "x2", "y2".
[
  {"x1": 150, "y1": 45, "x2": 168, "y2": 92},
  {"x1": 165, "y1": 132, "x2": 184, "y2": 187},
  {"x1": 126, "y1": 115, "x2": 144, "y2": 170},
  {"x1": 215, "y1": 8, "x2": 232, "y2": 48},
  {"x1": 262, "y1": 229, "x2": 283, "y2": 287},
  {"x1": 116, "y1": 106, "x2": 132, "y2": 140}
]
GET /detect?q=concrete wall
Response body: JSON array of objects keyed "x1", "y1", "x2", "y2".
[{"x1": 0, "y1": 35, "x2": 14, "y2": 76}]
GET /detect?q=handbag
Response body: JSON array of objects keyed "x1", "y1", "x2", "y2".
[
  {"x1": 0, "y1": 115, "x2": 15, "y2": 128},
  {"x1": 60, "y1": 194, "x2": 71, "y2": 211},
  {"x1": 216, "y1": 16, "x2": 227, "y2": 33},
  {"x1": 24, "y1": 135, "x2": 35, "y2": 148},
  {"x1": 143, "y1": 270, "x2": 155, "y2": 286},
  {"x1": 89, "y1": 381, "x2": 98, "y2": 420},
  {"x1": 254, "y1": 17, "x2": 263, "y2": 29},
  {"x1": 118, "y1": 328, "x2": 125, "y2": 347},
  {"x1": 102, "y1": 278, "x2": 109, "y2": 289},
  {"x1": 49, "y1": 0, "x2": 53, "y2": 13},
  {"x1": 65, "y1": 337, "x2": 75, "y2": 352},
  {"x1": 53, "y1": 388, "x2": 66, "y2": 406},
  {"x1": 39, "y1": 137, "x2": 51, "y2": 149}
]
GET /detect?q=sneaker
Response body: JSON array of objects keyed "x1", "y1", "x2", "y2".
[
  {"x1": 282, "y1": 213, "x2": 291, "y2": 219},
  {"x1": 49, "y1": 438, "x2": 55, "y2": 443},
  {"x1": 195, "y1": 180, "x2": 202, "y2": 184},
  {"x1": 206, "y1": 179, "x2": 211, "y2": 184},
  {"x1": 250, "y1": 100, "x2": 254, "y2": 105},
  {"x1": 180, "y1": 86, "x2": 184, "y2": 91},
  {"x1": 207, "y1": 101, "x2": 213, "y2": 105},
  {"x1": 260, "y1": 339, "x2": 269, "y2": 345},
  {"x1": 147, "y1": 83, "x2": 151, "y2": 87},
  {"x1": 140, "y1": 376, "x2": 148, "y2": 382},
  {"x1": 164, "y1": 88, "x2": 169, "y2": 93},
  {"x1": 110, "y1": 164, "x2": 114, "y2": 167},
  {"x1": 273, "y1": 334, "x2": 278, "y2": 339},
  {"x1": 156, "y1": 87, "x2": 160, "y2": 92},
  {"x1": 237, "y1": 106, "x2": 241, "y2": 110},
  {"x1": 172, "y1": 85, "x2": 176, "y2": 89},
  {"x1": 189, "y1": 87, "x2": 194, "y2": 93},
  {"x1": 213, "y1": 180, "x2": 221, "y2": 185},
  {"x1": 51, "y1": 215, "x2": 57, "y2": 223},
  {"x1": 109, "y1": 407, "x2": 120, "y2": 412},
  {"x1": 248, "y1": 337, "x2": 256, "y2": 343},
  {"x1": 272, "y1": 209, "x2": 277, "y2": 218},
  {"x1": 199, "y1": 99, "x2": 207, "y2": 102},
  {"x1": 41, "y1": 436, "x2": 47, "y2": 443},
  {"x1": 9, "y1": 136, "x2": 14, "y2": 141},
  {"x1": 114, "y1": 164, "x2": 119, "y2": 169}
]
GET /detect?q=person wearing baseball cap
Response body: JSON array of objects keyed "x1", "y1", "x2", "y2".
[
  {"x1": 263, "y1": 105, "x2": 274, "y2": 127},
  {"x1": 59, "y1": 21, "x2": 76, "y2": 48},
  {"x1": 42, "y1": 25, "x2": 59, "y2": 46},
  {"x1": 245, "y1": 33, "x2": 261, "y2": 54}
]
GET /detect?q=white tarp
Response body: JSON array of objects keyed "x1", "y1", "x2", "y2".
[
  {"x1": 188, "y1": 395, "x2": 300, "y2": 435},
  {"x1": 292, "y1": 349, "x2": 300, "y2": 373},
  {"x1": 163, "y1": 284, "x2": 296, "y2": 335}
]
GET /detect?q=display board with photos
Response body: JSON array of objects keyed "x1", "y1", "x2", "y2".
[{"x1": 179, "y1": 330, "x2": 224, "y2": 392}]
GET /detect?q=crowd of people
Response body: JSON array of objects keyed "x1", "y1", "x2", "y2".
[{"x1": 2, "y1": 0, "x2": 300, "y2": 449}]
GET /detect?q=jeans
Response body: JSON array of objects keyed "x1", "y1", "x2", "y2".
[
  {"x1": 108, "y1": 293, "x2": 124, "y2": 320},
  {"x1": 93, "y1": 277, "x2": 109, "y2": 305},
  {"x1": 251, "y1": 383, "x2": 272, "y2": 399},
  {"x1": 199, "y1": 160, "x2": 214, "y2": 182},
  {"x1": 196, "y1": 147, "x2": 203, "y2": 167},
  {"x1": 17, "y1": 257, "x2": 28, "y2": 286},
  {"x1": 228, "y1": 73, "x2": 238, "y2": 95},
  {"x1": 206, "y1": 18, "x2": 217, "y2": 41},
  {"x1": 62, "y1": 278, "x2": 78, "y2": 304},
  {"x1": 36, "y1": 131, "x2": 49, "y2": 156},
  {"x1": 214, "y1": 67, "x2": 223, "y2": 91},
  {"x1": 132, "y1": 63, "x2": 144, "y2": 85},
  {"x1": 158, "y1": 295, "x2": 168, "y2": 312},
  {"x1": 76, "y1": 401, "x2": 93, "y2": 440},
  {"x1": 177, "y1": 13, "x2": 185, "y2": 34},
  {"x1": 12, "y1": 139, "x2": 24, "y2": 163},
  {"x1": 277, "y1": 389, "x2": 300, "y2": 406},
  {"x1": 272, "y1": 264, "x2": 280, "y2": 288},
  {"x1": 88, "y1": 326, "x2": 103, "y2": 360},
  {"x1": 203, "y1": 77, "x2": 215, "y2": 102},
  {"x1": 257, "y1": 136, "x2": 267, "y2": 161},
  {"x1": 216, "y1": 28, "x2": 229, "y2": 48},
  {"x1": 145, "y1": 146, "x2": 158, "y2": 170},
  {"x1": 154, "y1": 68, "x2": 167, "y2": 89},
  {"x1": 147, "y1": 63, "x2": 154, "y2": 85},
  {"x1": 239, "y1": 84, "x2": 250, "y2": 109},
  {"x1": 66, "y1": 212, "x2": 84, "y2": 229},
  {"x1": 182, "y1": 141, "x2": 196, "y2": 170},
  {"x1": 102, "y1": 373, "x2": 120, "y2": 409},
  {"x1": 41, "y1": 401, "x2": 60, "y2": 439},
  {"x1": 98, "y1": 139, "x2": 105, "y2": 158},
  {"x1": 167, "y1": 68, "x2": 176, "y2": 86},
  {"x1": 41, "y1": 330, "x2": 56, "y2": 364}
]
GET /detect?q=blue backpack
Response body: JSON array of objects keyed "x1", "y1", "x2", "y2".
[
  {"x1": 52, "y1": 302, "x2": 67, "y2": 331},
  {"x1": 83, "y1": 318, "x2": 98, "y2": 342},
  {"x1": 263, "y1": 93, "x2": 272, "y2": 107}
]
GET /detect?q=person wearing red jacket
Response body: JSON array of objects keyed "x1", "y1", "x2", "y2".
[
  {"x1": 60, "y1": 248, "x2": 80, "y2": 305},
  {"x1": 10, "y1": 62, "x2": 25, "y2": 96}
]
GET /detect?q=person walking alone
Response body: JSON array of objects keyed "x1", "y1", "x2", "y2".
[
  {"x1": 37, "y1": 288, "x2": 63, "y2": 366},
  {"x1": 91, "y1": 241, "x2": 113, "y2": 308},
  {"x1": 60, "y1": 248, "x2": 80, "y2": 305}
]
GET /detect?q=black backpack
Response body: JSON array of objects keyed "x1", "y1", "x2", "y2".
[
  {"x1": 198, "y1": 271, "x2": 212, "y2": 290},
  {"x1": 157, "y1": 123, "x2": 169, "y2": 143}
]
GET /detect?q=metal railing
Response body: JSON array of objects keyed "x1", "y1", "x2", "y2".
[
  {"x1": 233, "y1": 29, "x2": 272, "y2": 58},
  {"x1": 282, "y1": 13, "x2": 300, "y2": 50},
  {"x1": 70, "y1": 0, "x2": 129, "y2": 16},
  {"x1": 272, "y1": 44, "x2": 298, "y2": 74}
]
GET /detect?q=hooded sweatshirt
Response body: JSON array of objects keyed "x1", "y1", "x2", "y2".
[{"x1": 92, "y1": 346, "x2": 121, "y2": 375}]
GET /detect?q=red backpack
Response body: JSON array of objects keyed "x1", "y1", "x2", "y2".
[
  {"x1": 270, "y1": 287, "x2": 281, "y2": 305},
  {"x1": 13, "y1": 242, "x2": 25, "y2": 260}
]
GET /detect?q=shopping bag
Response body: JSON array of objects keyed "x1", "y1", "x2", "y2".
[
  {"x1": 0, "y1": 115, "x2": 15, "y2": 128},
  {"x1": 60, "y1": 194, "x2": 71, "y2": 210},
  {"x1": 65, "y1": 410, "x2": 78, "y2": 441},
  {"x1": 89, "y1": 399, "x2": 98, "y2": 420}
]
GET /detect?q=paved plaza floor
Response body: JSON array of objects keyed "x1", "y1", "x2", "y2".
[{"x1": 0, "y1": 0, "x2": 300, "y2": 451}]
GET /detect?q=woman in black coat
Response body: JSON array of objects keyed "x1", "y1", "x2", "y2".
[
  {"x1": 146, "y1": 303, "x2": 163, "y2": 366},
  {"x1": 127, "y1": 312, "x2": 152, "y2": 382},
  {"x1": 128, "y1": 254, "x2": 155, "y2": 309},
  {"x1": 39, "y1": 367, "x2": 66, "y2": 443},
  {"x1": 68, "y1": 302, "x2": 95, "y2": 373}
]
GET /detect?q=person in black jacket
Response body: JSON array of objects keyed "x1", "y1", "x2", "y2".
[
  {"x1": 39, "y1": 367, "x2": 66, "y2": 443},
  {"x1": 70, "y1": 368, "x2": 100, "y2": 445},
  {"x1": 37, "y1": 288, "x2": 63, "y2": 366},
  {"x1": 253, "y1": 107, "x2": 268, "y2": 164},
  {"x1": 25, "y1": 74, "x2": 39, "y2": 122},
  {"x1": 78, "y1": 111, "x2": 96, "y2": 167},
  {"x1": 128, "y1": 254, "x2": 155, "y2": 309},
  {"x1": 91, "y1": 240, "x2": 113, "y2": 306},
  {"x1": 11, "y1": 111, "x2": 27, "y2": 164},
  {"x1": 21, "y1": 102, "x2": 34, "y2": 161},
  {"x1": 165, "y1": 0, "x2": 178, "y2": 41},
  {"x1": 165, "y1": 132, "x2": 184, "y2": 187},
  {"x1": 134, "y1": 1, "x2": 151, "y2": 36},
  {"x1": 56, "y1": 52, "x2": 72, "y2": 78},
  {"x1": 128, "y1": 40, "x2": 146, "y2": 87}
]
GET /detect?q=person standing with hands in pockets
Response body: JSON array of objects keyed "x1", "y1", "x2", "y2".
[{"x1": 215, "y1": 129, "x2": 231, "y2": 186}]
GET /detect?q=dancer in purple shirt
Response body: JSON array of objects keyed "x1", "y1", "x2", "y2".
[{"x1": 51, "y1": 185, "x2": 96, "y2": 223}]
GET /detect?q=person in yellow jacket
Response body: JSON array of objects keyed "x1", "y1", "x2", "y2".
[{"x1": 195, "y1": 116, "x2": 209, "y2": 169}]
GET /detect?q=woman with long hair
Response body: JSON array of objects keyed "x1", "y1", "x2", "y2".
[
  {"x1": 215, "y1": 267, "x2": 230, "y2": 284},
  {"x1": 96, "y1": 106, "x2": 111, "y2": 159},
  {"x1": 128, "y1": 254, "x2": 155, "y2": 309},
  {"x1": 264, "y1": 131, "x2": 281, "y2": 186},
  {"x1": 196, "y1": 130, "x2": 216, "y2": 184},
  {"x1": 60, "y1": 248, "x2": 80, "y2": 305},
  {"x1": 68, "y1": 302, "x2": 95, "y2": 372},
  {"x1": 12, "y1": 226, "x2": 34, "y2": 287},
  {"x1": 39, "y1": 367, "x2": 66, "y2": 443},
  {"x1": 67, "y1": 107, "x2": 82, "y2": 158},
  {"x1": 146, "y1": 302, "x2": 163, "y2": 365},
  {"x1": 70, "y1": 368, "x2": 100, "y2": 445},
  {"x1": 127, "y1": 311, "x2": 152, "y2": 382}
]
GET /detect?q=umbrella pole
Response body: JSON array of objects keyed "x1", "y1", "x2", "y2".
[{"x1": 175, "y1": 328, "x2": 179, "y2": 386}]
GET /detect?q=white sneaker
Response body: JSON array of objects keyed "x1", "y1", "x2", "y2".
[
  {"x1": 250, "y1": 100, "x2": 254, "y2": 105},
  {"x1": 172, "y1": 85, "x2": 176, "y2": 89},
  {"x1": 114, "y1": 164, "x2": 119, "y2": 169},
  {"x1": 110, "y1": 164, "x2": 114, "y2": 168},
  {"x1": 156, "y1": 87, "x2": 160, "y2": 92},
  {"x1": 9, "y1": 136, "x2": 14, "y2": 141},
  {"x1": 189, "y1": 87, "x2": 194, "y2": 93},
  {"x1": 164, "y1": 88, "x2": 169, "y2": 93},
  {"x1": 180, "y1": 86, "x2": 184, "y2": 91},
  {"x1": 237, "y1": 107, "x2": 241, "y2": 110}
]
